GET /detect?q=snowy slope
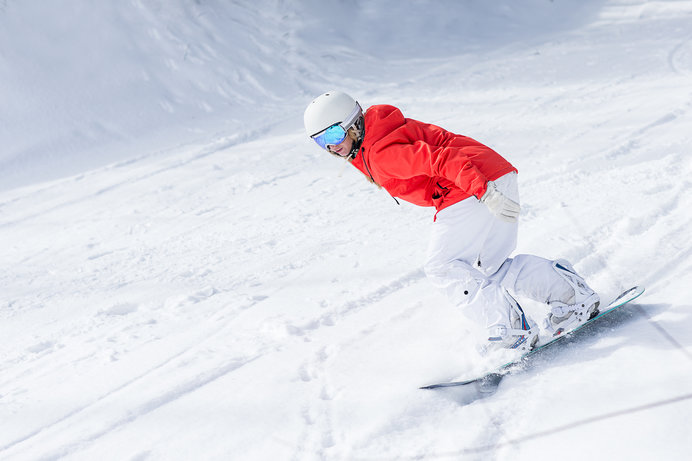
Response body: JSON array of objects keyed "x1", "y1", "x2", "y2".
[{"x1": 2, "y1": 1, "x2": 692, "y2": 460}]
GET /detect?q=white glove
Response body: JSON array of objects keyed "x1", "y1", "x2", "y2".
[{"x1": 480, "y1": 181, "x2": 521, "y2": 223}]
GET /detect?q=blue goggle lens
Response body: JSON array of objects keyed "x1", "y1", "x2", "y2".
[{"x1": 312, "y1": 124, "x2": 347, "y2": 149}]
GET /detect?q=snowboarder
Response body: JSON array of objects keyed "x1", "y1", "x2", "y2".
[{"x1": 304, "y1": 91, "x2": 600, "y2": 351}]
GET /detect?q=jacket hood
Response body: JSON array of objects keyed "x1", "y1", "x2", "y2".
[{"x1": 363, "y1": 105, "x2": 406, "y2": 145}]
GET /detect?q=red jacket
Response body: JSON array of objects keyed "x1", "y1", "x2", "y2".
[{"x1": 351, "y1": 105, "x2": 517, "y2": 212}]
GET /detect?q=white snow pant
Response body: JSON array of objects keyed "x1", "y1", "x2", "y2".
[{"x1": 424, "y1": 173, "x2": 574, "y2": 340}]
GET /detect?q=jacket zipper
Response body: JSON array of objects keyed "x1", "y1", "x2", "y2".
[{"x1": 362, "y1": 149, "x2": 400, "y2": 205}]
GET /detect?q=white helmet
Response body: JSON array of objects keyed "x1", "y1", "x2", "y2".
[{"x1": 304, "y1": 91, "x2": 362, "y2": 138}]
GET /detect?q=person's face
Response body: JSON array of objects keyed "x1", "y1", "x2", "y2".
[{"x1": 327, "y1": 134, "x2": 353, "y2": 157}]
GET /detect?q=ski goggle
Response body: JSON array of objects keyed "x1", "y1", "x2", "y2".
[
  {"x1": 312, "y1": 124, "x2": 348, "y2": 149},
  {"x1": 310, "y1": 103, "x2": 362, "y2": 150}
]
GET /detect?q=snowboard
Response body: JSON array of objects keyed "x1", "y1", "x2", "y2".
[{"x1": 421, "y1": 286, "x2": 645, "y2": 390}]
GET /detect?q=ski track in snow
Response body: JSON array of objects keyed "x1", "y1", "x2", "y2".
[
  {"x1": 668, "y1": 34, "x2": 692, "y2": 76},
  {"x1": 2, "y1": 1, "x2": 692, "y2": 460}
]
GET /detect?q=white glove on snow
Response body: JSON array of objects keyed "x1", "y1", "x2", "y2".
[{"x1": 480, "y1": 181, "x2": 521, "y2": 223}]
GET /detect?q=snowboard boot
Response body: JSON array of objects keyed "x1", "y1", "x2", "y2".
[
  {"x1": 545, "y1": 260, "x2": 600, "y2": 336},
  {"x1": 488, "y1": 293, "x2": 539, "y2": 352}
]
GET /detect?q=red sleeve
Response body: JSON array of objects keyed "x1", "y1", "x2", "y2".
[{"x1": 370, "y1": 138, "x2": 491, "y2": 199}]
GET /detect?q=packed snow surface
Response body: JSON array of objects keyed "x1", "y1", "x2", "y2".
[{"x1": 2, "y1": 1, "x2": 692, "y2": 460}]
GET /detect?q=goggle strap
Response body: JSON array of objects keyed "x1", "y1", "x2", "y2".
[{"x1": 310, "y1": 102, "x2": 362, "y2": 138}]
